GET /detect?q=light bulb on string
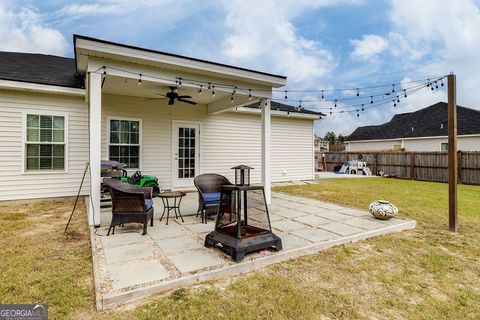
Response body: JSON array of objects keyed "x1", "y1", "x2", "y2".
[
  {"x1": 361, "y1": 104, "x2": 364, "y2": 112},
  {"x1": 370, "y1": 96, "x2": 373, "y2": 104},
  {"x1": 248, "y1": 89, "x2": 252, "y2": 100},
  {"x1": 397, "y1": 96, "x2": 400, "y2": 103},
  {"x1": 178, "y1": 78, "x2": 182, "y2": 87},
  {"x1": 357, "y1": 109, "x2": 360, "y2": 117},
  {"x1": 392, "y1": 84, "x2": 395, "y2": 93},
  {"x1": 212, "y1": 86, "x2": 215, "y2": 97},
  {"x1": 334, "y1": 99, "x2": 337, "y2": 108},
  {"x1": 138, "y1": 74, "x2": 142, "y2": 86},
  {"x1": 435, "y1": 81, "x2": 439, "y2": 89},
  {"x1": 393, "y1": 100, "x2": 397, "y2": 107},
  {"x1": 198, "y1": 85, "x2": 202, "y2": 95},
  {"x1": 404, "y1": 89, "x2": 407, "y2": 98},
  {"x1": 426, "y1": 79, "x2": 430, "y2": 87},
  {"x1": 208, "y1": 82, "x2": 211, "y2": 90},
  {"x1": 321, "y1": 90, "x2": 324, "y2": 99},
  {"x1": 231, "y1": 94, "x2": 234, "y2": 103},
  {"x1": 284, "y1": 90, "x2": 288, "y2": 100},
  {"x1": 441, "y1": 79, "x2": 445, "y2": 87},
  {"x1": 356, "y1": 88, "x2": 360, "y2": 96}
]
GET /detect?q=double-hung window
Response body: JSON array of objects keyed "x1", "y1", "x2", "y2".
[
  {"x1": 109, "y1": 119, "x2": 140, "y2": 169},
  {"x1": 25, "y1": 114, "x2": 66, "y2": 171}
]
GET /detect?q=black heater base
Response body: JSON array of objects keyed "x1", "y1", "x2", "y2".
[{"x1": 205, "y1": 226, "x2": 282, "y2": 262}]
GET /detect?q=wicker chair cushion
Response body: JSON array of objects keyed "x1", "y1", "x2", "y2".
[
  {"x1": 202, "y1": 192, "x2": 230, "y2": 204},
  {"x1": 144, "y1": 198, "x2": 154, "y2": 211}
]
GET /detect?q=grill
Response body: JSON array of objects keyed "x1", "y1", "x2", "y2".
[{"x1": 101, "y1": 160, "x2": 126, "y2": 178}]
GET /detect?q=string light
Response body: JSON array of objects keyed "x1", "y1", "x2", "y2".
[
  {"x1": 198, "y1": 85, "x2": 202, "y2": 95},
  {"x1": 231, "y1": 93, "x2": 234, "y2": 103},
  {"x1": 356, "y1": 109, "x2": 360, "y2": 117},
  {"x1": 90, "y1": 66, "x2": 447, "y2": 116}
]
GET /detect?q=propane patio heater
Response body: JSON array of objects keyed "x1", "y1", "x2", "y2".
[{"x1": 204, "y1": 165, "x2": 282, "y2": 261}]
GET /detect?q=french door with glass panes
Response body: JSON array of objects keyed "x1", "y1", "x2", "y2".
[{"x1": 172, "y1": 122, "x2": 200, "y2": 188}]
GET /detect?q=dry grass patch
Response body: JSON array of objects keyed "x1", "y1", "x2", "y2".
[{"x1": 0, "y1": 199, "x2": 94, "y2": 319}]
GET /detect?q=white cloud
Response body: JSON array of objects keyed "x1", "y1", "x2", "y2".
[
  {"x1": 350, "y1": 34, "x2": 389, "y2": 60},
  {"x1": 0, "y1": 3, "x2": 67, "y2": 55},
  {"x1": 220, "y1": 0, "x2": 362, "y2": 84},
  {"x1": 387, "y1": 0, "x2": 480, "y2": 108},
  {"x1": 55, "y1": 0, "x2": 166, "y2": 18}
]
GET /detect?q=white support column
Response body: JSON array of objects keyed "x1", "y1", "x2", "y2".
[
  {"x1": 88, "y1": 72, "x2": 102, "y2": 226},
  {"x1": 261, "y1": 99, "x2": 271, "y2": 204}
]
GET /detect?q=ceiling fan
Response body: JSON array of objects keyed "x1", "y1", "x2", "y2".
[{"x1": 147, "y1": 86, "x2": 197, "y2": 105}]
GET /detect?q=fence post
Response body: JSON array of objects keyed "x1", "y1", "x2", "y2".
[
  {"x1": 374, "y1": 153, "x2": 378, "y2": 175},
  {"x1": 410, "y1": 152, "x2": 415, "y2": 180},
  {"x1": 457, "y1": 151, "x2": 462, "y2": 184}
]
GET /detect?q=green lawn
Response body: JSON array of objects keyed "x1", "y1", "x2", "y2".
[{"x1": 1, "y1": 179, "x2": 479, "y2": 319}]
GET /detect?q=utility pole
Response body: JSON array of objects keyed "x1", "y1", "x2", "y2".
[{"x1": 448, "y1": 73, "x2": 458, "y2": 232}]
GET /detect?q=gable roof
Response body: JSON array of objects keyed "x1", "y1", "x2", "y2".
[
  {"x1": 245, "y1": 100, "x2": 325, "y2": 117},
  {"x1": 74, "y1": 35, "x2": 287, "y2": 82},
  {"x1": 348, "y1": 102, "x2": 480, "y2": 141},
  {"x1": 0, "y1": 51, "x2": 84, "y2": 89}
]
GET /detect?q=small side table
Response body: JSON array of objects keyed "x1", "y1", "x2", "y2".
[{"x1": 158, "y1": 191, "x2": 186, "y2": 225}]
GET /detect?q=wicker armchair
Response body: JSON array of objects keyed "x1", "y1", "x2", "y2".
[
  {"x1": 194, "y1": 173, "x2": 233, "y2": 224},
  {"x1": 103, "y1": 178, "x2": 154, "y2": 235}
]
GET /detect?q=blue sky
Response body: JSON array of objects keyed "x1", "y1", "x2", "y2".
[{"x1": 1, "y1": 0, "x2": 479, "y2": 136}]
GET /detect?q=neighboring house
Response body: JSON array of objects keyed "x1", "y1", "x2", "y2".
[
  {"x1": 314, "y1": 134, "x2": 329, "y2": 153},
  {"x1": 0, "y1": 35, "x2": 324, "y2": 226},
  {"x1": 346, "y1": 102, "x2": 480, "y2": 152}
]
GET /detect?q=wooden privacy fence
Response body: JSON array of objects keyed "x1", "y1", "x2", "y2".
[{"x1": 321, "y1": 151, "x2": 480, "y2": 185}]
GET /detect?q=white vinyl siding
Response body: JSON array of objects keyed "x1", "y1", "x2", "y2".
[
  {"x1": 0, "y1": 90, "x2": 315, "y2": 201},
  {"x1": 271, "y1": 117, "x2": 314, "y2": 181},
  {"x1": 101, "y1": 94, "x2": 315, "y2": 189},
  {"x1": 0, "y1": 90, "x2": 88, "y2": 201}
]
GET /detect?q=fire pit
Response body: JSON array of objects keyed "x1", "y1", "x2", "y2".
[{"x1": 204, "y1": 166, "x2": 282, "y2": 261}]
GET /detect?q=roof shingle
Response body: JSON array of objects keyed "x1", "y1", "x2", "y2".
[
  {"x1": 348, "y1": 102, "x2": 480, "y2": 141},
  {"x1": 0, "y1": 52, "x2": 84, "y2": 89}
]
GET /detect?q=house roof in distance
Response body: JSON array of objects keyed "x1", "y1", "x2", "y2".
[
  {"x1": 348, "y1": 102, "x2": 480, "y2": 141},
  {"x1": 246, "y1": 100, "x2": 325, "y2": 117},
  {"x1": 0, "y1": 51, "x2": 84, "y2": 89}
]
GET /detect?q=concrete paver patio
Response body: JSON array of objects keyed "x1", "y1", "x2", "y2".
[{"x1": 91, "y1": 191, "x2": 415, "y2": 310}]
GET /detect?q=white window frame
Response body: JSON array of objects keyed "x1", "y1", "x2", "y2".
[
  {"x1": 107, "y1": 117, "x2": 143, "y2": 170},
  {"x1": 441, "y1": 142, "x2": 448, "y2": 152},
  {"x1": 21, "y1": 111, "x2": 69, "y2": 174}
]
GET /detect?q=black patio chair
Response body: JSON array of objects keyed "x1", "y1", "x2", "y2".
[
  {"x1": 102, "y1": 178, "x2": 154, "y2": 235},
  {"x1": 194, "y1": 173, "x2": 233, "y2": 224}
]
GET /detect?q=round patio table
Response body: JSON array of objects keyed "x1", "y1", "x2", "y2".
[{"x1": 158, "y1": 191, "x2": 186, "y2": 225}]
